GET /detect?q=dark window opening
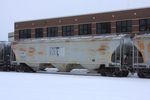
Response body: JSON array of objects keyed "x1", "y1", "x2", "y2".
[
  {"x1": 79, "y1": 24, "x2": 92, "y2": 35},
  {"x1": 62, "y1": 25, "x2": 74, "y2": 36},
  {"x1": 139, "y1": 18, "x2": 150, "y2": 32},
  {"x1": 35, "y1": 28, "x2": 43, "y2": 38},
  {"x1": 47, "y1": 27, "x2": 58, "y2": 37},
  {"x1": 96, "y1": 22, "x2": 111, "y2": 34},
  {"x1": 116, "y1": 20, "x2": 132, "y2": 33},
  {"x1": 19, "y1": 29, "x2": 31, "y2": 39}
]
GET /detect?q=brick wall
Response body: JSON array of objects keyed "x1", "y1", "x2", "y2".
[{"x1": 14, "y1": 7, "x2": 150, "y2": 41}]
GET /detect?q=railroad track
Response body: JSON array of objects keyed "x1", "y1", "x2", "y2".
[{"x1": 36, "y1": 71, "x2": 138, "y2": 78}]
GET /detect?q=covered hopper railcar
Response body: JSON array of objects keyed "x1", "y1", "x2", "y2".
[
  {"x1": 0, "y1": 33, "x2": 149, "y2": 78},
  {"x1": 11, "y1": 34, "x2": 136, "y2": 77}
]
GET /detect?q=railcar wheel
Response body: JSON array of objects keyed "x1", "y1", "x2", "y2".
[
  {"x1": 114, "y1": 71, "x2": 122, "y2": 77},
  {"x1": 15, "y1": 63, "x2": 35, "y2": 72},
  {"x1": 137, "y1": 72, "x2": 145, "y2": 78},
  {"x1": 101, "y1": 72, "x2": 106, "y2": 76},
  {"x1": 114, "y1": 70, "x2": 129, "y2": 77},
  {"x1": 15, "y1": 66, "x2": 21, "y2": 72},
  {"x1": 122, "y1": 71, "x2": 129, "y2": 77}
]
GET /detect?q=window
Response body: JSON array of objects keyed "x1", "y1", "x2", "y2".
[
  {"x1": 116, "y1": 20, "x2": 132, "y2": 33},
  {"x1": 62, "y1": 25, "x2": 74, "y2": 36},
  {"x1": 35, "y1": 28, "x2": 43, "y2": 38},
  {"x1": 79, "y1": 24, "x2": 92, "y2": 35},
  {"x1": 96, "y1": 22, "x2": 111, "y2": 34},
  {"x1": 139, "y1": 18, "x2": 150, "y2": 32},
  {"x1": 19, "y1": 29, "x2": 31, "y2": 39},
  {"x1": 47, "y1": 27, "x2": 58, "y2": 37}
]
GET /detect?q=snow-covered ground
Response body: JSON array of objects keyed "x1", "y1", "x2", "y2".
[{"x1": 0, "y1": 72, "x2": 149, "y2": 100}]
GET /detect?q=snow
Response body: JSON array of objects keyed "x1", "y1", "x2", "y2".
[
  {"x1": 0, "y1": 72, "x2": 149, "y2": 100},
  {"x1": 45, "y1": 68, "x2": 59, "y2": 72},
  {"x1": 70, "y1": 69, "x2": 89, "y2": 74}
]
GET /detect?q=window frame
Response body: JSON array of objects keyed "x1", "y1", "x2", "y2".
[
  {"x1": 96, "y1": 22, "x2": 111, "y2": 34},
  {"x1": 116, "y1": 20, "x2": 132, "y2": 33},
  {"x1": 139, "y1": 18, "x2": 150, "y2": 32},
  {"x1": 62, "y1": 25, "x2": 74, "y2": 36},
  {"x1": 19, "y1": 29, "x2": 31, "y2": 39},
  {"x1": 47, "y1": 27, "x2": 58, "y2": 37},
  {"x1": 35, "y1": 28, "x2": 43, "y2": 38},
  {"x1": 78, "y1": 24, "x2": 92, "y2": 35}
]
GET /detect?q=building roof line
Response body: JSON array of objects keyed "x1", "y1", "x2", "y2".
[{"x1": 15, "y1": 7, "x2": 150, "y2": 24}]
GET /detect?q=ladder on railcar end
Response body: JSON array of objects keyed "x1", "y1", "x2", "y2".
[
  {"x1": 113, "y1": 39, "x2": 124, "y2": 69},
  {"x1": 9, "y1": 44, "x2": 17, "y2": 71},
  {"x1": 132, "y1": 43, "x2": 144, "y2": 68},
  {"x1": 132, "y1": 42, "x2": 139, "y2": 69},
  {"x1": 0, "y1": 43, "x2": 6, "y2": 65},
  {"x1": 132, "y1": 41, "x2": 137, "y2": 69},
  {"x1": 115, "y1": 38, "x2": 133, "y2": 71}
]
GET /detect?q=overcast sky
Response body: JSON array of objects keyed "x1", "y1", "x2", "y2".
[{"x1": 1, "y1": 0, "x2": 150, "y2": 41}]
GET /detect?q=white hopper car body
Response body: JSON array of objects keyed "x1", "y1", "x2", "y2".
[{"x1": 11, "y1": 34, "x2": 128, "y2": 72}]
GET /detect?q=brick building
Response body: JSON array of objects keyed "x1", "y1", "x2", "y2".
[{"x1": 14, "y1": 7, "x2": 150, "y2": 41}]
